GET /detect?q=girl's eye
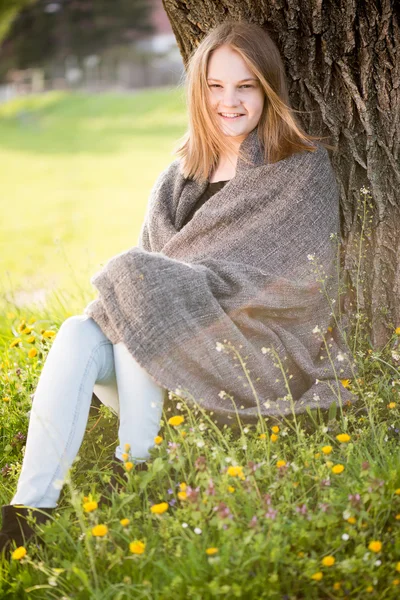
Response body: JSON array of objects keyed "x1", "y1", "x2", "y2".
[{"x1": 209, "y1": 84, "x2": 253, "y2": 89}]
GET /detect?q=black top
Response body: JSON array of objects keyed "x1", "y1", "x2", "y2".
[{"x1": 180, "y1": 179, "x2": 229, "y2": 229}]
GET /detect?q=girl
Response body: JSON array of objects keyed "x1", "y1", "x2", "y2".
[{"x1": 0, "y1": 20, "x2": 353, "y2": 557}]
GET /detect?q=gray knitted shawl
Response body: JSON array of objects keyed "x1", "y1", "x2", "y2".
[{"x1": 84, "y1": 127, "x2": 356, "y2": 425}]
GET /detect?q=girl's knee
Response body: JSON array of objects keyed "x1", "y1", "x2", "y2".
[{"x1": 58, "y1": 315, "x2": 109, "y2": 348}]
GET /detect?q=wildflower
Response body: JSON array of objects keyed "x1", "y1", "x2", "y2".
[
  {"x1": 276, "y1": 460, "x2": 286, "y2": 468},
  {"x1": 368, "y1": 541, "x2": 382, "y2": 553},
  {"x1": 124, "y1": 443, "x2": 130, "y2": 452},
  {"x1": 347, "y1": 516, "x2": 356, "y2": 524},
  {"x1": 314, "y1": 453, "x2": 321, "y2": 458},
  {"x1": 332, "y1": 464, "x2": 345, "y2": 474},
  {"x1": 178, "y1": 491, "x2": 187, "y2": 500},
  {"x1": 333, "y1": 581, "x2": 342, "y2": 592},
  {"x1": 259, "y1": 433, "x2": 267, "y2": 439},
  {"x1": 227, "y1": 486, "x2": 235, "y2": 493},
  {"x1": 83, "y1": 500, "x2": 98, "y2": 513},
  {"x1": 194, "y1": 527, "x2": 202, "y2": 534},
  {"x1": 341, "y1": 379, "x2": 351, "y2": 388},
  {"x1": 322, "y1": 555, "x2": 335, "y2": 567},
  {"x1": 342, "y1": 534, "x2": 350, "y2": 541},
  {"x1": 181, "y1": 522, "x2": 188, "y2": 528},
  {"x1": 396, "y1": 562, "x2": 400, "y2": 572},
  {"x1": 11, "y1": 546, "x2": 27, "y2": 560},
  {"x1": 180, "y1": 430, "x2": 187, "y2": 437},
  {"x1": 312, "y1": 325, "x2": 321, "y2": 334},
  {"x1": 42, "y1": 330, "x2": 56, "y2": 338},
  {"x1": 388, "y1": 402, "x2": 397, "y2": 409},
  {"x1": 150, "y1": 502, "x2": 169, "y2": 514},
  {"x1": 17, "y1": 321, "x2": 26, "y2": 333},
  {"x1": 265, "y1": 507, "x2": 278, "y2": 520},
  {"x1": 206, "y1": 547, "x2": 218, "y2": 555},
  {"x1": 395, "y1": 514, "x2": 400, "y2": 520},
  {"x1": 129, "y1": 540, "x2": 145, "y2": 554},
  {"x1": 168, "y1": 415, "x2": 184, "y2": 426},
  {"x1": 271, "y1": 425, "x2": 280, "y2": 433},
  {"x1": 121, "y1": 453, "x2": 129, "y2": 461},
  {"x1": 27, "y1": 336, "x2": 35, "y2": 343},
  {"x1": 326, "y1": 460, "x2": 334, "y2": 468},
  {"x1": 92, "y1": 524, "x2": 108, "y2": 537},
  {"x1": 28, "y1": 348, "x2": 37, "y2": 358},
  {"x1": 194, "y1": 456, "x2": 207, "y2": 471},
  {"x1": 227, "y1": 465, "x2": 245, "y2": 479},
  {"x1": 2, "y1": 397, "x2": 10, "y2": 402},
  {"x1": 9, "y1": 338, "x2": 22, "y2": 348},
  {"x1": 321, "y1": 445, "x2": 332, "y2": 455},
  {"x1": 336, "y1": 433, "x2": 351, "y2": 443},
  {"x1": 125, "y1": 462, "x2": 133, "y2": 472},
  {"x1": 311, "y1": 572, "x2": 323, "y2": 581},
  {"x1": 395, "y1": 489, "x2": 400, "y2": 495},
  {"x1": 120, "y1": 518, "x2": 130, "y2": 527},
  {"x1": 395, "y1": 327, "x2": 400, "y2": 335}
]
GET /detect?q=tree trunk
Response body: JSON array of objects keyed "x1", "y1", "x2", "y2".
[{"x1": 162, "y1": 0, "x2": 400, "y2": 348}]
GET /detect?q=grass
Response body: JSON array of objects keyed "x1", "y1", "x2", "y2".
[{"x1": 1, "y1": 92, "x2": 400, "y2": 599}]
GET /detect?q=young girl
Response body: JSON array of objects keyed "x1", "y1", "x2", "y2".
[{"x1": 0, "y1": 20, "x2": 354, "y2": 557}]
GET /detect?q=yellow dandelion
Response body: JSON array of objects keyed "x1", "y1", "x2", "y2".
[
  {"x1": 326, "y1": 460, "x2": 334, "y2": 467},
  {"x1": 124, "y1": 443, "x2": 130, "y2": 452},
  {"x1": 130, "y1": 540, "x2": 145, "y2": 554},
  {"x1": 322, "y1": 555, "x2": 335, "y2": 567},
  {"x1": 177, "y1": 491, "x2": 187, "y2": 500},
  {"x1": 311, "y1": 572, "x2": 323, "y2": 581},
  {"x1": 336, "y1": 433, "x2": 351, "y2": 443},
  {"x1": 125, "y1": 462, "x2": 133, "y2": 472},
  {"x1": 227, "y1": 465, "x2": 245, "y2": 479},
  {"x1": 297, "y1": 551, "x2": 305, "y2": 557},
  {"x1": 292, "y1": 482, "x2": 300, "y2": 488},
  {"x1": 168, "y1": 415, "x2": 184, "y2": 426},
  {"x1": 368, "y1": 540, "x2": 382, "y2": 553},
  {"x1": 347, "y1": 516, "x2": 356, "y2": 524},
  {"x1": 3, "y1": 397, "x2": 10, "y2": 402},
  {"x1": 154, "y1": 435, "x2": 163, "y2": 444},
  {"x1": 121, "y1": 453, "x2": 129, "y2": 461},
  {"x1": 227, "y1": 486, "x2": 235, "y2": 493},
  {"x1": 179, "y1": 482, "x2": 187, "y2": 491},
  {"x1": 393, "y1": 579, "x2": 400, "y2": 586},
  {"x1": 388, "y1": 402, "x2": 397, "y2": 409},
  {"x1": 17, "y1": 322, "x2": 26, "y2": 333},
  {"x1": 276, "y1": 460, "x2": 286, "y2": 468},
  {"x1": 120, "y1": 518, "x2": 130, "y2": 527},
  {"x1": 327, "y1": 326, "x2": 333, "y2": 332},
  {"x1": 43, "y1": 330, "x2": 56, "y2": 338},
  {"x1": 28, "y1": 348, "x2": 37, "y2": 359},
  {"x1": 395, "y1": 327, "x2": 400, "y2": 335},
  {"x1": 9, "y1": 338, "x2": 22, "y2": 348},
  {"x1": 366, "y1": 585, "x2": 374, "y2": 593},
  {"x1": 180, "y1": 430, "x2": 187, "y2": 437},
  {"x1": 92, "y1": 524, "x2": 108, "y2": 537},
  {"x1": 150, "y1": 502, "x2": 169, "y2": 514},
  {"x1": 332, "y1": 464, "x2": 345, "y2": 474},
  {"x1": 395, "y1": 489, "x2": 400, "y2": 495},
  {"x1": 333, "y1": 582, "x2": 342, "y2": 590},
  {"x1": 321, "y1": 445, "x2": 333, "y2": 455},
  {"x1": 206, "y1": 547, "x2": 218, "y2": 555},
  {"x1": 11, "y1": 546, "x2": 27, "y2": 560},
  {"x1": 259, "y1": 433, "x2": 267, "y2": 439},
  {"x1": 396, "y1": 562, "x2": 400, "y2": 572},
  {"x1": 83, "y1": 500, "x2": 98, "y2": 513},
  {"x1": 27, "y1": 336, "x2": 35, "y2": 343},
  {"x1": 28, "y1": 316, "x2": 36, "y2": 324},
  {"x1": 271, "y1": 425, "x2": 280, "y2": 433},
  {"x1": 270, "y1": 433, "x2": 279, "y2": 442},
  {"x1": 340, "y1": 379, "x2": 351, "y2": 388},
  {"x1": 22, "y1": 327, "x2": 32, "y2": 335},
  {"x1": 314, "y1": 453, "x2": 321, "y2": 458}
]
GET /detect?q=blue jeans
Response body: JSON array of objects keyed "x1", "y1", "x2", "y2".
[{"x1": 10, "y1": 315, "x2": 165, "y2": 508}]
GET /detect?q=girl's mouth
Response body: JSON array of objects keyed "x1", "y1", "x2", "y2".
[{"x1": 219, "y1": 113, "x2": 245, "y2": 120}]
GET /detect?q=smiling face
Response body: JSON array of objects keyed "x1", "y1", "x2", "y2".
[{"x1": 206, "y1": 44, "x2": 265, "y2": 147}]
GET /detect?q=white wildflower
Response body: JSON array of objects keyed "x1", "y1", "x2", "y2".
[
  {"x1": 216, "y1": 342, "x2": 223, "y2": 352},
  {"x1": 360, "y1": 186, "x2": 370, "y2": 195},
  {"x1": 375, "y1": 560, "x2": 382, "y2": 566},
  {"x1": 342, "y1": 509, "x2": 351, "y2": 520},
  {"x1": 336, "y1": 352, "x2": 345, "y2": 362},
  {"x1": 307, "y1": 254, "x2": 315, "y2": 261},
  {"x1": 261, "y1": 347, "x2": 271, "y2": 354},
  {"x1": 182, "y1": 522, "x2": 188, "y2": 528},
  {"x1": 194, "y1": 527, "x2": 202, "y2": 535},
  {"x1": 342, "y1": 533, "x2": 350, "y2": 541},
  {"x1": 218, "y1": 390, "x2": 226, "y2": 398},
  {"x1": 312, "y1": 325, "x2": 321, "y2": 334},
  {"x1": 196, "y1": 440, "x2": 205, "y2": 448}
]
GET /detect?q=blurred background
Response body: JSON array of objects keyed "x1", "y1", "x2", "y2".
[{"x1": 0, "y1": 0, "x2": 186, "y2": 314}]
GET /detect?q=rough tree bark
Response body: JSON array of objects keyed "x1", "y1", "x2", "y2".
[{"x1": 161, "y1": 0, "x2": 400, "y2": 349}]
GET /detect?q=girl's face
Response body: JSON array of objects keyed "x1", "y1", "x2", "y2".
[{"x1": 206, "y1": 44, "x2": 265, "y2": 146}]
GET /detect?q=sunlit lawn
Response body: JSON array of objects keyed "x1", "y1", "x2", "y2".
[{"x1": 0, "y1": 87, "x2": 187, "y2": 308}]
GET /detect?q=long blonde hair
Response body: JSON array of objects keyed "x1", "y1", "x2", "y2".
[{"x1": 174, "y1": 20, "x2": 335, "y2": 182}]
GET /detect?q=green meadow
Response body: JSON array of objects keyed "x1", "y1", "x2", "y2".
[{"x1": 1, "y1": 91, "x2": 400, "y2": 599}]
